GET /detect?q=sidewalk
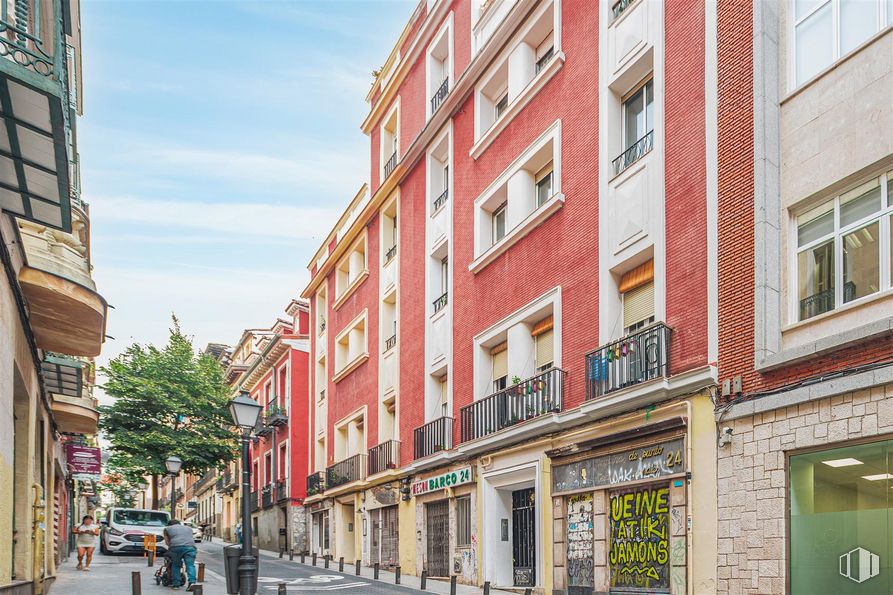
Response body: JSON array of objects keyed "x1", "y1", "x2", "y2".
[{"x1": 51, "y1": 550, "x2": 228, "y2": 595}]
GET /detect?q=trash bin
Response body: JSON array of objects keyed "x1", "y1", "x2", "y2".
[{"x1": 224, "y1": 544, "x2": 259, "y2": 595}]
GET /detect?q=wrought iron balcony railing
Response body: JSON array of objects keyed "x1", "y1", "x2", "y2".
[
  {"x1": 368, "y1": 440, "x2": 400, "y2": 475},
  {"x1": 385, "y1": 244, "x2": 397, "y2": 264},
  {"x1": 585, "y1": 322, "x2": 671, "y2": 400},
  {"x1": 261, "y1": 484, "x2": 273, "y2": 508},
  {"x1": 306, "y1": 472, "x2": 325, "y2": 496},
  {"x1": 414, "y1": 416, "x2": 453, "y2": 459},
  {"x1": 0, "y1": 0, "x2": 64, "y2": 80},
  {"x1": 433, "y1": 187, "x2": 449, "y2": 212},
  {"x1": 384, "y1": 151, "x2": 398, "y2": 179},
  {"x1": 611, "y1": 0, "x2": 634, "y2": 19},
  {"x1": 326, "y1": 454, "x2": 367, "y2": 489},
  {"x1": 384, "y1": 333, "x2": 397, "y2": 351},
  {"x1": 265, "y1": 397, "x2": 288, "y2": 427},
  {"x1": 799, "y1": 281, "x2": 855, "y2": 321},
  {"x1": 612, "y1": 130, "x2": 653, "y2": 176},
  {"x1": 433, "y1": 291, "x2": 448, "y2": 314},
  {"x1": 535, "y1": 47, "x2": 554, "y2": 74},
  {"x1": 460, "y1": 367, "x2": 565, "y2": 442},
  {"x1": 430, "y1": 77, "x2": 449, "y2": 114},
  {"x1": 275, "y1": 479, "x2": 289, "y2": 502},
  {"x1": 249, "y1": 490, "x2": 259, "y2": 513}
]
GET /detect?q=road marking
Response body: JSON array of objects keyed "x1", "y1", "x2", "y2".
[{"x1": 263, "y1": 582, "x2": 370, "y2": 592}]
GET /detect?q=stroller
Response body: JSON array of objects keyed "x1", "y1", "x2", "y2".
[{"x1": 154, "y1": 550, "x2": 186, "y2": 587}]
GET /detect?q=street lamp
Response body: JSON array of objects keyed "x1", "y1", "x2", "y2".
[
  {"x1": 165, "y1": 455, "x2": 183, "y2": 520},
  {"x1": 229, "y1": 391, "x2": 262, "y2": 595}
]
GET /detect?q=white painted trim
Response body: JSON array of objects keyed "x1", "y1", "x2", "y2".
[
  {"x1": 379, "y1": 97, "x2": 401, "y2": 182},
  {"x1": 705, "y1": 0, "x2": 719, "y2": 365},
  {"x1": 425, "y1": 11, "x2": 454, "y2": 122}
]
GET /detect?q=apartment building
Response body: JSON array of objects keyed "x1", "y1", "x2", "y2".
[
  {"x1": 715, "y1": 2, "x2": 893, "y2": 594},
  {"x1": 0, "y1": 0, "x2": 107, "y2": 592},
  {"x1": 303, "y1": 0, "x2": 719, "y2": 592}
]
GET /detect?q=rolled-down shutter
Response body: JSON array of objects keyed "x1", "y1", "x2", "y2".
[
  {"x1": 535, "y1": 329, "x2": 554, "y2": 369},
  {"x1": 492, "y1": 348, "x2": 508, "y2": 381},
  {"x1": 623, "y1": 281, "x2": 655, "y2": 330}
]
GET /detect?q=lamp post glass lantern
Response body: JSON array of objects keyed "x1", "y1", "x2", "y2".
[
  {"x1": 166, "y1": 455, "x2": 182, "y2": 519},
  {"x1": 229, "y1": 391, "x2": 262, "y2": 594}
]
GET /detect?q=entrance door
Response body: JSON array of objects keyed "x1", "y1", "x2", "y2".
[
  {"x1": 426, "y1": 501, "x2": 450, "y2": 577},
  {"x1": 512, "y1": 488, "x2": 536, "y2": 587},
  {"x1": 371, "y1": 506, "x2": 399, "y2": 568}
]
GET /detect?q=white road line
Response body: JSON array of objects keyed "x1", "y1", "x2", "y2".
[{"x1": 263, "y1": 582, "x2": 370, "y2": 591}]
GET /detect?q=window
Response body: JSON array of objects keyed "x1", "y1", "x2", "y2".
[
  {"x1": 491, "y1": 343, "x2": 508, "y2": 392},
  {"x1": 439, "y1": 376, "x2": 449, "y2": 417},
  {"x1": 494, "y1": 93, "x2": 508, "y2": 119},
  {"x1": 278, "y1": 443, "x2": 287, "y2": 478},
  {"x1": 533, "y1": 316, "x2": 554, "y2": 373},
  {"x1": 456, "y1": 496, "x2": 472, "y2": 546},
  {"x1": 335, "y1": 234, "x2": 368, "y2": 302},
  {"x1": 793, "y1": 0, "x2": 890, "y2": 87},
  {"x1": 535, "y1": 163, "x2": 553, "y2": 208},
  {"x1": 535, "y1": 38, "x2": 554, "y2": 74},
  {"x1": 492, "y1": 203, "x2": 507, "y2": 242},
  {"x1": 795, "y1": 171, "x2": 893, "y2": 321},
  {"x1": 789, "y1": 440, "x2": 893, "y2": 593},
  {"x1": 381, "y1": 103, "x2": 399, "y2": 179},
  {"x1": 439, "y1": 258, "x2": 449, "y2": 295},
  {"x1": 428, "y1": 15, "x2": 452, "y2": 115},
  {"x1": 334, "y1": 311, "x2": 369, "y2": 379},
  {"x1": 622, "y1": 78, "x2": 654, "y2": 155}
]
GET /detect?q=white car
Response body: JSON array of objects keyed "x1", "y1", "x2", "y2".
[
  {"x1": 100, "y1": 508, "x2": 170, "y2": 555},
  {"x1": 183, "y1": 521, "x2": 204, "y2": 543}
]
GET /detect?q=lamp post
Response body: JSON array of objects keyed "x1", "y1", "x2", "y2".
[
  {"x1": 229, "y1": 391, "x2": 262, "y2": 595},
  {"x1": 165, "y1": 455, "x2": 183, "y2": 520}
]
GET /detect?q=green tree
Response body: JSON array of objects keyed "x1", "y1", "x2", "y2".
[{"x1": 99, "y1": 317, "x2": 236, "y2": 509}]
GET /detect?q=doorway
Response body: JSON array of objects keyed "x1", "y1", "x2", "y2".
[
  {"x1": 512, "y1": 488, "x2": 536, "y2": 587},
  {"x1": 426, "y1": 500, "x2": 450, "y2": 577},
  {"x1": 371, "y1": 506, "x2": 399, "y2": 568}
]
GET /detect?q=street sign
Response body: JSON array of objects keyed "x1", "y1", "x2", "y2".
[{"x1": 411, "y1": 466, "x2": 473, "y2": 496}]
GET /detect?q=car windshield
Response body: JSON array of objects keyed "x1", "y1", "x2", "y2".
[{"x1": 112, "y1": 510, "x2": 169, "y2": 527}]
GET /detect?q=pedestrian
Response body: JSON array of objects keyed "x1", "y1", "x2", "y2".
[
  {"x1": 73, "y1": 515, "x2": 99, "y2": 571},
  {"x1": 163, "y1": 519, "x2": 198, "y2": 590},
  {"x1": 235, "y1": 521, "x2": 242, "y2": 544}
]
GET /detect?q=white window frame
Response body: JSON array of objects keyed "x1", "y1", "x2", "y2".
[
  {"x1": 379, "y1": 99, "x2": 401, "y2": 180},
  {"x1": 332, "y1": 309, "x2": 370, "y2": 382},
  {"x1": 426, "y1": 12, "x2": 454, "y2": 120},
  {"x1": 333, "y1": 231, "x2": 369, "y2": 309},
  {"x1": 788, "y1": 0, "x2": 891, "y2": 92},
  {"x1": 790, "y1": 170, "x2": 893, "y2": 323}
]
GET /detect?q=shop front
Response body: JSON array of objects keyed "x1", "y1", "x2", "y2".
[{"x1": 361, "y1": 484, "x2": 401, "y2": 569}]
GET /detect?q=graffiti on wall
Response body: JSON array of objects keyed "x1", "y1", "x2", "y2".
[
  {"x1": 567, "y1": 493, "x2": 594, "y2": 591},
  {"x1": 609, "y1": 485, "x2": 670, "y2": 591}
]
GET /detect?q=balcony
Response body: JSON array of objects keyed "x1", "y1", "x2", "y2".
[
  {"x1": 265, "y1": 397, "x2": 288, "y2": 427},
  {"x1": 249, "y1": 490, "x2": 258, "y2": 513},
  {"x1": 326, "y1": 454, "x2": 367, "y2": 490},
  {"x1": 193, "y1": 470, "x2": 216, "y2": 493},
  {"x1": 430, "y1": 77, "x2": 449, "y2": 114},
  {"x1": 612, "y1": 130, "x2": 653, "y2": 177},
  {"x1": 413, "y1": 416, "x2": 453, "y2": 459},
  {"x1": 306, "y1": 472, "x2": 325, "y2": 496},
  {"x1": 432, "y1": 291, "x2": 448, "y2": 315},
  {"x1": 219, "y1": 469, "x2": 237, "y2": 494},
  {"x1": 585, "y1": 322, "x2": 671, "y2": 400},
  {"x1": 383, "y1": 151, "x2": 398, "y2": 180},
  {"x1": 275, "y1": 479, "x2": 289, "y2": 502},
  {"x1": 460, "y1": 367, "x2": 565, "y2": 443},
  {"x1": 368, "y1": 440, "x2": 400, "y2": 475},
  {"x1": 384, "y1": 333, "x2": 397, "y2": 352},
  {"x1": 433, "y1": 187, "x2": 449, "y2": 212},
  {"x1": 261, "y1": 484, "x2": 273, "y2": 508},
  {"x1": 384, "y1": 244, "x2": 397, "y2": 264},
  {"x1": 43, "y1": 355, "x2": 98, "y2": 435}
]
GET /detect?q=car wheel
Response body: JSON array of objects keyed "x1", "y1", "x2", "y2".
[{"x1": 99, "y1": 539, "x2": 109, "y2": 555}]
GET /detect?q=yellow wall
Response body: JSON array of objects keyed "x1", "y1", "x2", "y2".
[
  {"x1": 398, "y1": 498, "x2": 416, "y2": 575},
  {"x1": 690, "y1": 392, "x2": 718, "y2": 593}
]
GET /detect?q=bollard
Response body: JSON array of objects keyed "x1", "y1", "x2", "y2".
[
  {"x1": 339, "y1": 557, "x2": 344, "y2": 572},
  {"x1": 395, "y1": 565, "x2": 401, "y2": 585},
  {"x1": 147, "y1": 551, "x2": 155, "y2": 567},
  {"x1": 420, "y1": 570, "x2": 427, "y2": 590},
  {"x1": 289, "y1": 549, "x2": 294, "y2": 561},
  {"x1": 131, "y1": 571, "x2": 141, "y2": 595},
  {"x1": 483, "y1": 581, "x2": 490, "y2": 595},
  {"x1": 355, "y1": 560, "x2": 361, "y2": 575},
  {"x1": 278, "y1": 583, "x2": 287, "y2": 595},
  {"x1": 374, "y1": 562, "x2": 379, "y2": 580},
  {"x1": 197, "y1": 562, "x2": 205, "y2": 582},
  {"x1": 279, "y1": 548, "x2": 283, "y2": 559},
  {"x1": 312, "y1": 552, "x2": 317, "y2": 566},
  {"x1": 300, "y1": 551, "x2": 305, "y2": 564},
  {"x1": 190, "y1": 586, "x2": 203, "y2": 595},
  {"x1": 524, "y1": 590, "x2": 532, "y2": 595},
  {"x1": 450, "y1": 575, "x2": 457, "y2": 595},
  {"x1": 324, "y1": 554, "x2": 330, "y2": 569}
]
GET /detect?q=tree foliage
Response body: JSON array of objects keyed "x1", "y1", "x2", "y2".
[{"x1": 99, "y1": 317, "x2": 237, "y2": 481}]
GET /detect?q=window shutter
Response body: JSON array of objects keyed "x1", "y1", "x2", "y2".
[
  {"x1": 535, "y1": 329, "x2": 554, "y2": 369},
  {"x1": 623, "y1": 281, "x2": 655, "y2": 329},
  {"x1": 492, "y1": 349, "x2": 508, "y2": 380},
  {"x1": 439, "y1": 377, "x2": 448, "y2": 404}
]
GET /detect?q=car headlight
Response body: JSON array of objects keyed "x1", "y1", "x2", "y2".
[{"x1": 108, "y1": 527, "x2": 124, "y2": 536}]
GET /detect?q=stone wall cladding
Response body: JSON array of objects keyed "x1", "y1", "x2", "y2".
[{"x1": 716, "y1": 382, "x2": 893, "y2": 594}]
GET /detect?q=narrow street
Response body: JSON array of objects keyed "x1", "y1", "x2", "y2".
[{"x1": 51, "y1": 541, "x2": 480, "y2": 594}]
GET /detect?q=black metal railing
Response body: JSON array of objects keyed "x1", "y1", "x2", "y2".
[
  {"x1": 319, "y1": 318, "x2": 326, "y2": 333},
  {"x1": 430, "y1": 77, "x2": 449, "y2": 114},
  {"x1": 368, "y1": 440, "x2": 401, "y2": 475},
  {"x1": 433, "y1": 187, "x2": 449, "y2": 212},
  {"x1": 276, "y1": 479, "x2": 289, "y2": 502},
  {"x1": 612, "y1": 130, "x2": 653, "y2": 176},
  {"x1": 265, "y1": 397, "x2": 288, "y2": 426},
  {"x1": 384, "y1": 151, "x2": 398, "y2": 179},
  {"x1": 261, "y1": 484, "x2": 273, "y2": 508},
  {"x1": 460, "y1": 367, "x2": 566, "y2": 442},
  {"x1": 385, "y1": 244, "x2": 397, "y2": 263},
  {"x1": 585, "y1": 322, "x2": 671, "y2": 400},
  {"x1": 193, "y1": 470, "x2": 215, "y2": 492},
  {"x1": 385, "y1": 333, "x2": 397, "y2": 351},
  {"x1": 799, "y1": 281, "x2": 855, "y2": 321},
  {"x1": 414, "y1": 416, "x2": 453, "y2": 459},
  {"x1": 433, "y1": 291, "x2": 448, "y2": 314},
  {"x1": 249, "y1": 490, "x2": 259, "y2": 513},
  {"x1": 326, "y1": 454, "x2": 367, "y2": 489},
  {"x1": 535, "y1": 47, "x2": 554, "y2": 74},
  {"x1": 306, "y1": 472, "x2": 325, "y2": 496},
  {"x1": 612, "y1": 0, "x2": 634, "y2": 19}
]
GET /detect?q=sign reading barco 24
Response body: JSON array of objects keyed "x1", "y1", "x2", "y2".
[{"x1": 411, "y1": 466, "x2": 473, "y2": 496}]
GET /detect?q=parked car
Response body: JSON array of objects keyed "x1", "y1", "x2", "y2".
[
  {"x1": 183, "y1": 521, "x2": 203, "y2": 543},
  {"x1": 99, "y1": 508, "x2": 170, "y2": 555}
]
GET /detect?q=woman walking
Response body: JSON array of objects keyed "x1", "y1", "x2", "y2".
[{"x1": 74, "y1": 515, "x2": 100, "y2": 570}]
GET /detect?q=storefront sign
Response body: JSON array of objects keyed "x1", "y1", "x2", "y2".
[
  {"x1": 411, "y1": 466, "x2": 473, "y2": 496},
  {"x1": 609, "y1": 485, "x2": 670, "y2": 591},
  {"x1": 66, "y1": 444, "x2": 101, "y2": 480},
  {"x1": 551, "y1": 438, "x2": 684, "y2": 493},
  {"x1": 371, "y1": 485, "x2": 398, "y2": 506}
]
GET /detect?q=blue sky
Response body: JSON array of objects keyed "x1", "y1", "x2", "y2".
[{"x1": 81, "y1": 0, "x2": 413, "y2": 366}]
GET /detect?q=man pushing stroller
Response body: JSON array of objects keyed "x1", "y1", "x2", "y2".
[{"x1": 162, "y1": 519, "x2": 198, "y2": 590}]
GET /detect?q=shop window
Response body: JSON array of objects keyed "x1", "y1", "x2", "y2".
[
  {"x1": 620, "y1": 260, "x2": 655, "y2": 335},
  {"x1": 491, "y1": 342, "x2": 508, "y2": 392},
  {"x1": 795, "y1": 171, "x2": 892, "y2": 321},
  {"x1": 789, "y1": 440, "x2": 893, "y2": 593},
  {"x1": 456, "y1": 496, "x2": 472, "y2": 547}
]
